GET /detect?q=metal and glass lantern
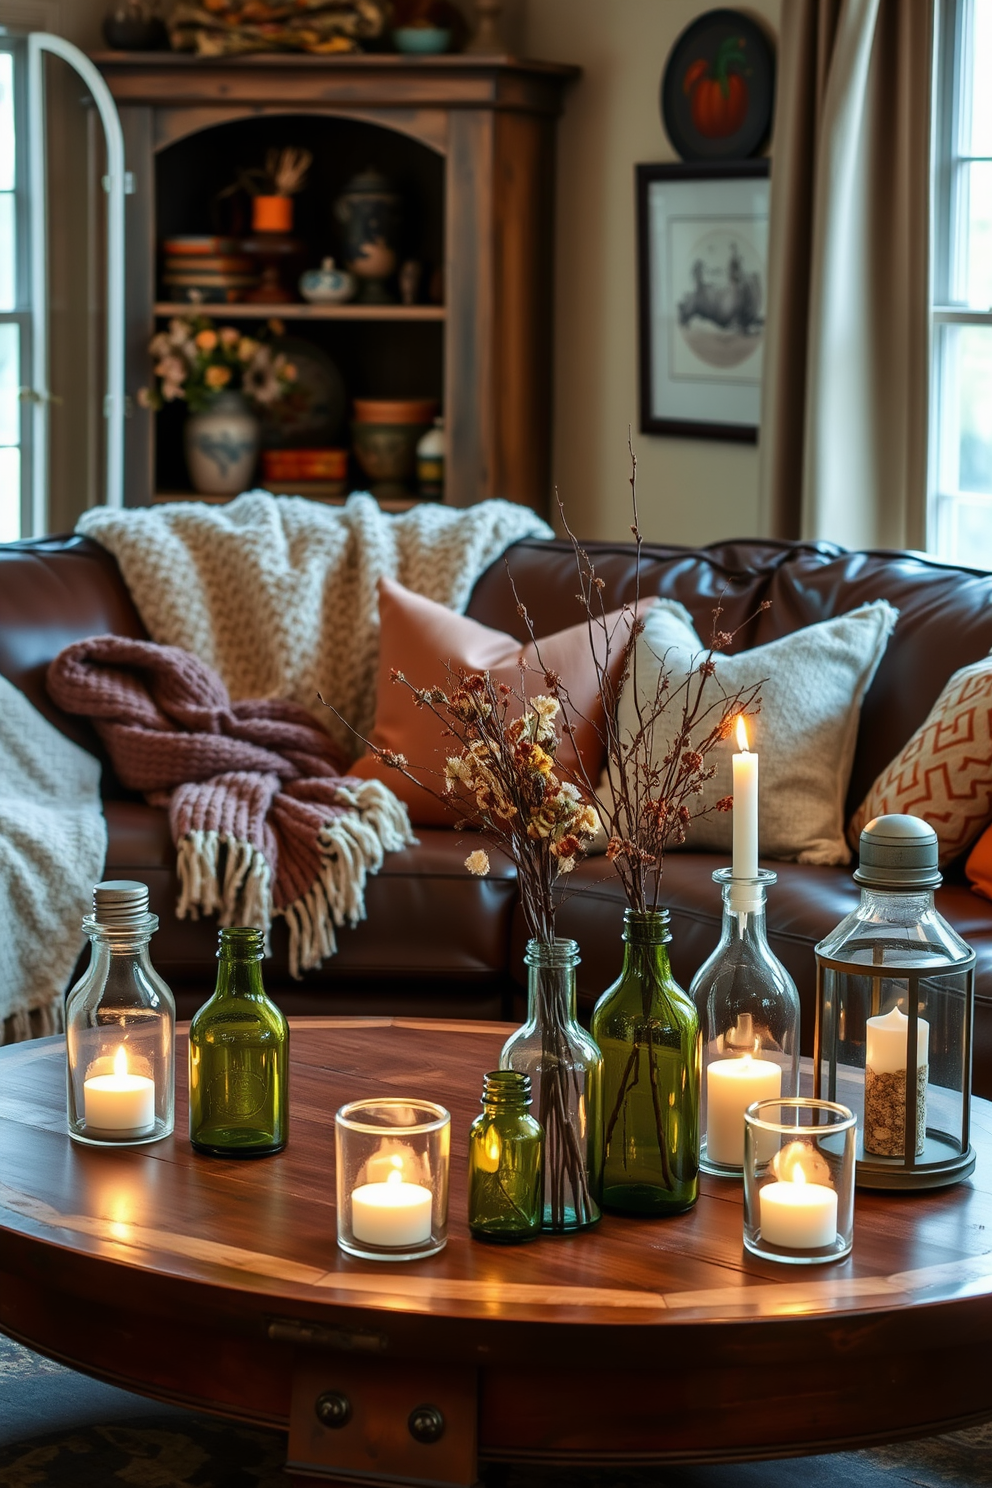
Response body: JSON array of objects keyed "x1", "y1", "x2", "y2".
[
  {"x1": 66, "y1": 880, "x2": 176, "y2": 1147},
  {"x1": 814, "y1": 815, "x2": 975, "y2": 1189}
]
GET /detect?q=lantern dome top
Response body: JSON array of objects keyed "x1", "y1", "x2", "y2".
[{"x1": 853, "y1": 814, "x2": 941, "y2": 890}]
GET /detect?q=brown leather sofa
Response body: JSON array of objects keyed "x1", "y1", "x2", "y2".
[{"x1": 3, "y1": 531, "x2": 992, "y2": 1097}]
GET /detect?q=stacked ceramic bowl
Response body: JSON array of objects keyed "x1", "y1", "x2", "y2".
[
  {"x1": 352, "y1": 398, "x2": 439, "y2": 494},
  {"x1": 161, "y1": 237, "x2": 259, "y2": 304}
]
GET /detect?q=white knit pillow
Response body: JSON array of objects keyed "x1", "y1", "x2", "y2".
[{"x1": 603, "y1": 599, "x2": 898, "y2": 866}]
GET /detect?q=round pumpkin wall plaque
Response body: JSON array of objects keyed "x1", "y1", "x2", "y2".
[{"x1": 662, "y1": 8, "x2": 775, "y2": 162}]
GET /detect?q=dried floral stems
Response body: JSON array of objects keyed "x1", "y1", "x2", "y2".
[{"x1": 241, "y1": 146, "x2": 313, "y2": 197}]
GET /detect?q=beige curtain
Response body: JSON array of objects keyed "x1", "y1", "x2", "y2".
[{"x1": 758, "y1": 0, "x2": 934, "y2": 550}]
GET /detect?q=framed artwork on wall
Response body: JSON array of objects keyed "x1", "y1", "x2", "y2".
[{"x1": 636, "y1": 160, "x2": 770, "y2": 442}]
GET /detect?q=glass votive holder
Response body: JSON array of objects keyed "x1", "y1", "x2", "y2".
[
  {"x1": 743, "y1": 1097, "x2": 856, "y2": 1265},
  {"x1": 335, "y1": 1098, "x2": 450, "y2": 1261}
]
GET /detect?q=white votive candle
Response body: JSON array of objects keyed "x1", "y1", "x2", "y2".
[
  {"x1": 351, "y1": 1168, "x2": 433, "y2": 1248},
  {"x1": 707, "y1": 1053, "x2": 782, "y2": 1167},
  {"x1": 759, "y1": 1166, "x2": 838, "y2": 1250},
  {"x1": 83, "y1": 1046, "x2": 155, "y2": 1137},
  {"x1": 732, "y1": 715, "x2": 759, "y2": 881}
]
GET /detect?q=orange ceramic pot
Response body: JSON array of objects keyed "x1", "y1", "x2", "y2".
[{"x1": 252, "y1": 195, "x2": 294, "y2": 233}]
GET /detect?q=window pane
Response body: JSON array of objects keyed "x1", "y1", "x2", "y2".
[
  {"x1": 953, "y1": 162, "x2": 992, "y2": 306},
  {"x1": 967, "y1": 0, "x2": 992, "y2": 156},
  {"x1": 946, "y1": 495, "x2": 992, "y2": 568},
  {"x1": 0, "y1": 53, "x2": 12, "y2": 194},
  {"x1": 0, "y1": 194, "x2": 14, "y2": 311},
  {"x1": 0, "y1": 322, "x2": 17, "y2": 444},
  {"x1": 0, "y1": 446, "x2": 19, "y2": 541},
  {"x1": 952, "y1": 325, "x2": 992, "y2": 492}
]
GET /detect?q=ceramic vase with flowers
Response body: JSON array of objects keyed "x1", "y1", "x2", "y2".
[
  {"x1": 337, "y1": 675, "x2": 604, "y2": 1234},
  {"x1": 139, "y1": 316, "x2": 297, "y2": 496}
]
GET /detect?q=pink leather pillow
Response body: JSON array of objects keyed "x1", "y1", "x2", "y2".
[{"x1": 350, "y1": 576, "x2": 640, "y2": 826}]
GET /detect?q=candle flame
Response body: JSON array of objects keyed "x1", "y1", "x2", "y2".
[
  {"x1": 740, "y1": 1053, "x2": 752, "y2": 1072},
  {"x1": 736, "y1": 715, "x2": 750, "y2": 752},
  {"x1": 386, "y1": 1167, "x2": 403, "y2": 1187},
  {"x1": 113, "y1": 1046, "x2": 128, "y2": 1079},
  {"x1": 485, "y1": 1128, "x2": 501, "y2": 1166},
  {"x1": 791, "y1": 1163, "x2": 807, "y2": 1187}
]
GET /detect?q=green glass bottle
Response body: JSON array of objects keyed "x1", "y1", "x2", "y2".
[
  {"x1": 468, "y1": 1071, "x2": 544, "y2": 1243},
  {"x1": 591, "y1": 909, "x2": 700, "y2": 1216},
  {"x1": 189, "y1": 926, "x2": 289, "y2": 1157}
]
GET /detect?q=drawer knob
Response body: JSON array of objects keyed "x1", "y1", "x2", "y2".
[
  {"x1": 315, "y1": 1391, "x2": 352, "y2": 1429},
  {"x1": 408, "y1": 1404, "x2": 445, "y2": 1444}
]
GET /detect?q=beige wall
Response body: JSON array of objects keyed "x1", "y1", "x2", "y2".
[{"x1": 523, "y1": 0, "x2": 781, "y2": 545}]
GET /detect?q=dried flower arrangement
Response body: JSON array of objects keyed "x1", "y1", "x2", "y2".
[
  {"x1": 138, "y1": 315, "x2": 297, "y2": 414},
  {"x1": 241, "y1": 146, "x2": 313, "y2": 198},
  {"x1": 540, "y1": 473, "x2": 766, "y2": 911},
  {"x1": 329, "y1": 668, "x2": 602, "y2": 1231}
]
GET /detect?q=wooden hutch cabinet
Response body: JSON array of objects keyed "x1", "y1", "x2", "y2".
[{"x1": 92, "y1": 53, "x2": 579, "y2": 514}]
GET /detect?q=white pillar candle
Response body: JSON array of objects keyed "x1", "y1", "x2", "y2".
[
  {"x1": 759, "y1": 1166, "x2": 838, "y2": 1249},
  {"x1": 732, "y1": 715, "x2": 759, "y2": 881},
  {"x1": 865, "y1": 1005, "x2": 929, "y2": 1073},
  {"x1": 83, "y1": 1046, "x2": 155, "y2": 1137},
  {"x1": 706, "y1": 1053, "x2": 782, "y2": 1167},
  {"x1": 864, "y1": 1005, "x2": 929, "y2": 1158},
  {"x1": 351, "y1": 1168, "x2": 433, "y2": 1248}
]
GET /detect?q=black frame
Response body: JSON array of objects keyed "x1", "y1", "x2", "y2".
[{"x1": 636, "y1": 159, "x2": 770, "y2": 443}]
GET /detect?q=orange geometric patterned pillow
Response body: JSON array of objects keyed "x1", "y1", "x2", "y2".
[{"x1": 848, "y1": 657, "x2": 992, "y2": 865}]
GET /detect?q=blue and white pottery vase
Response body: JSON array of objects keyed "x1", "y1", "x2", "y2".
[
  {"x1": 184, "y1": 391, "x2": 259, "y2": 496},
  {"x1": 299, "y1": 257, "x2": 356, "y2": 305}
]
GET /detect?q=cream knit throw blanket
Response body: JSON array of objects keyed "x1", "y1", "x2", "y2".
[
  {"x1": 0, "y1": 673, "x2": 107, "y2": 1041},
  {"x1": 77, "y1": 491, "x2": 554, "y2": 758}
]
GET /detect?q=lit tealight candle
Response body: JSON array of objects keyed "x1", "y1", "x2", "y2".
[
  {"x1": 732, "y1": 715, "x2": 759, "y2": 881},
  {"x1": 351, "y1": 1167, "x2": 433, "y2": 1249},
  {"x1": 706, "y1": 1052, "x2": 782, "y2": 1167},
  {"x1": 83, "y1": 1046, "x2": 155, "y2": 1139},
  {"x1": 759, "y1": 1163, "x2": 838, "y2": 1250}
]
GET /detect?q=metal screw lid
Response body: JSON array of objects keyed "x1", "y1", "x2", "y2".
[
  {"x1": 853, "y1": 814, "x2": 941, "y2": 889},
  {"x1": 91, "y1": 880, "x2": 150, "y2": 926}
]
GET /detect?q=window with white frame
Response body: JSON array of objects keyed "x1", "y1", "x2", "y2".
[
  {"x1": 0, "y1": 36, "x2": 27, "y2": 542},
  {"x1": 931, "y1": 0, "x2": 992, "y2": 567}
]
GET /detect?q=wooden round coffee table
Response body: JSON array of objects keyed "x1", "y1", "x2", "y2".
[{"x1": 1, "y1": 1017, "x2": 991, "y2": 1486}]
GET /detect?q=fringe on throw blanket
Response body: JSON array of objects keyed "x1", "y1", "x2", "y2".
[
  {"x1": 0, "y1": 997, "x2": 64, "y2": 1047},
  {"x1": 173, "y1": 779, "x2": 410, "y2": 977}
]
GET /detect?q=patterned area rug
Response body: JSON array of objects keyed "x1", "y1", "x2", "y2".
[{"x1": 1, "y1": 1333, "x2": 991, "y2": 1488}]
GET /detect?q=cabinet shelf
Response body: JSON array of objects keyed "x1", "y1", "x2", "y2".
[{"x1": 154, "y1": 302, "x2": 446, "y2": 322}]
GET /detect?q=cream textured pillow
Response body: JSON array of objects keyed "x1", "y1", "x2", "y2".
[
  {"x1": 604, "y1": 599, "x2": 898, "y2": 866},
  {"x1": 849, "y1": 656, "x2": 992, "y2": 865}
]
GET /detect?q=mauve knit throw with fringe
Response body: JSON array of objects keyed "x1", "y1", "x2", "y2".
[{"x1": 47, "y1": 635, "x2": 415, "y2": 977}]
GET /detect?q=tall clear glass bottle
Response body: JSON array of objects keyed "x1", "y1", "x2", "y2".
[
  {"x1": 66, "y1": 880, "x2": 175, "y2": 1147},
  {"x1": 691, "y1": 869, "x2": 801, "y2": 1177},
  {"x1": 591, "y1": 908, "x2": 701, "y2": 1216},
  {"x1": 189, "y1": 926, "x2": 289, "y2": 1157},
  {"x1": 499, "y1": 939, "x2": 602, "y2": 1233},
  {"x1": 468, "y1": 1070, "x2": 544, "y2": 1243}
]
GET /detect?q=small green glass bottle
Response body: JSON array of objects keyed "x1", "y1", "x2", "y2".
[
  {"x1": 189, "y1": 926, "x2": 289, "y2": 1157},
  {"x1": 591, "y1": 908, "x2": 701, "y2": 1216},
  {"x1": 468, "y1": 1071, "x2": 544, "y2": 1243}
]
